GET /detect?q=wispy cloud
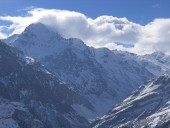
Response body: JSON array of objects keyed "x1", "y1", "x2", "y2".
[
  {"x1": 17, "y1": 6, "x2": 36, "y2": 12},
  {"x1": 152, "y1": 4, "x2": 160, "y2": 8}
]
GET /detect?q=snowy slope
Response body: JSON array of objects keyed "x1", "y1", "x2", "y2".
[
  {"x1": 6, "y1": 23, "x2": 154, "y2": 119},
  {"x1": 141, "y1": 52, "x2": 170, "y2": 74},
  {"x1": 93, "y1": 73, "x2": 170, "y2": 128},
  {"x1": 0, "y1": 40, "x2": 91, "y2": 128},
  {"x1": 117, "y1": 50, "x2": 170, "y2": 75}
]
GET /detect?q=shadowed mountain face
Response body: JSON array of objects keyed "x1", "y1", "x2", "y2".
[
  {"x1": 0, "y1": 40, "x2": 91, "y2": 128},
  {"x1": 92, "y1": 73, "x2": 170, "y2": 128},
  {"x1": 5, "y1": 23, "x2": 154, "y2": 118}
]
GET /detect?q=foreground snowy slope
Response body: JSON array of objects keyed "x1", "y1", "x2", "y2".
[
  {"x1": 0, "y1": 40, "x2": 91, "y2": 128},
  {"x1": 5, "y1": 23, "x2": 154, "y2": 118},
  {"x1": 93, "y1": 73, "x2": 170, "y2": 128}
]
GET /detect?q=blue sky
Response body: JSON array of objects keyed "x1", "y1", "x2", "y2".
[{"x1": 0, "y1": 0, "x2": 169, "y2": 25}]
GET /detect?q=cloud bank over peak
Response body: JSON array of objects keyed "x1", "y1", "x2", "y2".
[{"x1": 0, "y1": 8, "x2": 170, "y2": 55}]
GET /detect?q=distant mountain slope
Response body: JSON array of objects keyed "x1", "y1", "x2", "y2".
[
  {"x1": 142, "y1": 52, "x2": 170, "y2": 74},
  {"x1": 5, "y1": 23, "x2": 154, "y2": 118},
  {"x1": 0, "y1": 40, "x2": 91, "y2": 128},
  {"x1": 93, "y1": 73, "x2": 170, "y2": 128}
]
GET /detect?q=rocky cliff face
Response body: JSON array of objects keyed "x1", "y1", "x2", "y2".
[{"x1": 0, "y1": 40, "x2": 91, "y2": 128}]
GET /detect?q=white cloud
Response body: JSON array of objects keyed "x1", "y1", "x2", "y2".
[
  {"x1": 0, "y1": 8, "x2": 170, "y2": 55},
  {"x1": 133, "y1": 19, "x2": 170, "y2": 55},
  {"x1": 0, "y1": 33, "x2": 6, "y2": 39},
  {"x1": 0, "y1": 8, "x2": 140, "y2": 43},
  {"x1": 0, "y1": 26, "x2": 7, "y2": 39}
]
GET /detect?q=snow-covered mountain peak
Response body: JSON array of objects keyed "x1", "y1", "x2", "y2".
[
  {"x1": 24, "y1": 23, "x2": 58, "y2": 37},
  {"x1": 68, "y1": 37, "x2": 87, "y2": 50},
  {"x1": 23, "y1": 23, "x2": 86, "y2": 49},
  {"x1": 25, "y1": 22, "x2": 48, "y2": 33},
  {"x1": 7, "y1": 22, "x2": 90, "y2": 59},
  {"x1": 8, "y1": 23, "x2": 64, "y2": 58},
  {"x1": 23, "y1": 22, "x2": 62, "y2": 42}
]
